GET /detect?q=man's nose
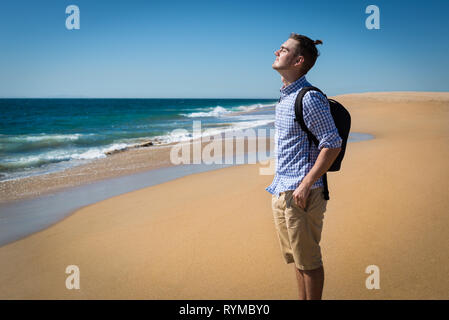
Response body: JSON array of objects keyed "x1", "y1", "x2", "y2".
[{"x1": 274, "y1": 50, "x2": 280, "y2": 56}]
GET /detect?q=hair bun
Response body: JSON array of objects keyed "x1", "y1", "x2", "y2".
[{"x1": 314, "y1": 40, "x2": 323, "y2": 45}]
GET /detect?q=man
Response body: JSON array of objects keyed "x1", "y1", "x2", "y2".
[{"x1": 266, "y1": 33, "x2": 342, "y2": 300}]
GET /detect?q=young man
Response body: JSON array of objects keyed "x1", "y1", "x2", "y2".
[{"x1": 266, "y1": 33, "x2": 342, "y2": 300}]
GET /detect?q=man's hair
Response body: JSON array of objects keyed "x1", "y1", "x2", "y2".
[{"x1": 289, "y1": 33, "x2": 323, "y2": 73}]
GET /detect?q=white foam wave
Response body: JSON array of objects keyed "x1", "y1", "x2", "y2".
[
  {"x1": 2, "y1": 133, "x2": 91, "y2": 143},
  {"x1": 234, "y1": 103, "x2": 274, "y2": 112},
  {"x1": 0, "y1": 143, "x2": 135, "y2": 168},
  {"x1": 149, "y1": 119, "x2": 274, "y2": 145},
  {"x1": 181, "y1": 106, "x2": 231, "y2": 118},
  {"x1": 229, "y1": 120, "x2": 274, "y2": 129},
  {"x1": 180, "y1": 102, "x2": 275, "y2": 118}
]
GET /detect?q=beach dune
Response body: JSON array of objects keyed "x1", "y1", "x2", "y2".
[{"x1": 0, "y1": 92, "x2": 448, "y2": 299}]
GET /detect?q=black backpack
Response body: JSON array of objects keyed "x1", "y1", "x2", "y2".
[{"x1": 294, "y1": 86, "x2": 351, "y2": 200}]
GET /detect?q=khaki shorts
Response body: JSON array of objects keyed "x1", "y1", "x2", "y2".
[{"x1": 271, "y1": 187, "x2": 327, "y2": 271}]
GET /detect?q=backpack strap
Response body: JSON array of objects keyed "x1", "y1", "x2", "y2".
[
  {"x1": 294, "y1": 86, "x2": 330, "y2": 201},
  {"x1": 294, "y1": 86, "x2": 324, "y2": 156},
  {"x1": 322, "y1": 172, "x2": 329, "y2": 200}
]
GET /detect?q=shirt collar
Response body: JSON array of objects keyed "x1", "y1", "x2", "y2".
[{"x1": 280, "y1": 75, "x2": 308, "y2": 97}]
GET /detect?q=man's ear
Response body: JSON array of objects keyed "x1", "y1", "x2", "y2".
[{"x1": 294, "y1": 56, "x2": 304, "y2": 67}]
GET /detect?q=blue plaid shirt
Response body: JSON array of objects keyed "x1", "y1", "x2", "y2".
[{"x1": 266, "y1": 75, "x2": 342, "y2": 198}]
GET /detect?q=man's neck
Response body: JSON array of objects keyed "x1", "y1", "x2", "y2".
[{"x1": 280, "y1": 71, "x2": 306, "y2": 88}]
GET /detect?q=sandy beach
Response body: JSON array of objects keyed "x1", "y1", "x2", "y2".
[{"x1": 0, "y1": 92, "x2": 448, "y2": 299}]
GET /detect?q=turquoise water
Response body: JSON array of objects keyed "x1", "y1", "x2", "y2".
[{"x1": 0, "y1": 98, "x2": 277, "y2": 181}]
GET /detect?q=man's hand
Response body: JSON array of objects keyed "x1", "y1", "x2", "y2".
[{"x1": 292, "y1": 181, "x2": 312, "y2": 210}]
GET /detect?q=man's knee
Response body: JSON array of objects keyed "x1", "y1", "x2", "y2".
[{"x1": 301, "y1": 265, "x2": 323, "y2": 275}]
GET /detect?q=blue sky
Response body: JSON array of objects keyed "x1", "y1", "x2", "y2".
[{"x1": 0, "y1": 0, "x2": 448, "y2": 98}]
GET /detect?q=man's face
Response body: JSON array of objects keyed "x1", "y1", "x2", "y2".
[{"x1": 272, "y1": 38, "x2": 300, "y2": 70}]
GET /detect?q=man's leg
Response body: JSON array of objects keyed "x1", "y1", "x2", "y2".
[
  {"x1": 294, "y1": 266, "x2": 306, "y2": 300},
  {"x1": 286, "y1": 188, "x2": 327, "y2": 300},
  {"x1": 299, "y1": 265, "x2": 324, "y2": 300}
]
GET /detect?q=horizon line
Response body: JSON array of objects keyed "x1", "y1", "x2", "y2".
[
  {"x1": 0, "y1": 97, "x2": 279, "y2": 100},
  {"x1": 1, "y1": 89, "x2": 449, "y2": 99}
]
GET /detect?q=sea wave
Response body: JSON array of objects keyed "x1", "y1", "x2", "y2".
[
  {"x1": 0, "y1": 133, "x2": 99, "y2": 153},
  {"x1": 0, "y1": 142, "x2": 134, "y2": 172},
  {"x1": 180, "y1": 103, "x2": 274, "y2": 118},
  {"x1": 235, "y1": 102, "x2": 275, "y2": 111},
  {"x1": 150, "y1": 119, "x2": 274, "y2": 144},
  {"x1": 0, "y1": 133, "x2": 86, "y2": 143},
  {"x1": 0, "y1": 115, "x2": 275, "y2": 181},
  {"x1": 180, "y1": 106, "x2": 230, "y2": 118}
]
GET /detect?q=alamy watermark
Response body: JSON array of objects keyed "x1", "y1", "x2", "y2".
[
  {"x1": 168, "y1": 120, "x2": 276, "y2": 175},
  {"x1": 66, "y1": 5, "x2": 80, "y2": 30},
  {"x1": 65, "y1": 265, "x2": 80, "y2": 290},
  {"x1": 365, "y1": 5, "x2": 380, "y2": 30},
  {"x1": 365, "y1": 265, "x2": 380, "y2": 289},
  {"x1": 64, "y1": 5, "x2": 380, "y2": 31}
]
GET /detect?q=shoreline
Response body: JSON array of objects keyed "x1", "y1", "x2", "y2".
[
  {"x1": 0, "y1": 132, "x2": 273, "y2": 205},
  {"x1": 0, "y1": 101, "x2": 278, "y2": 196},
  {"x1": 0, "y1": 104, "x2": 277, "y2": 204},
  {"x1": 0, "y1": 101, "x2": 375, "y2": 205}
]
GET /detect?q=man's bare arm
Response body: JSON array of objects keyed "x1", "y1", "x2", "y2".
[
  {"x1": 302, "y1": 147, "x2": 341, "y2": 188},
  {"x1": 292, "y1": 147, "x2": 341, "y2": 208}
]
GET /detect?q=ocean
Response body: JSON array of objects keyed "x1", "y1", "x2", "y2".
[{"x1": 0, "y1": 98, "x2": 277, "y2": 182}]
